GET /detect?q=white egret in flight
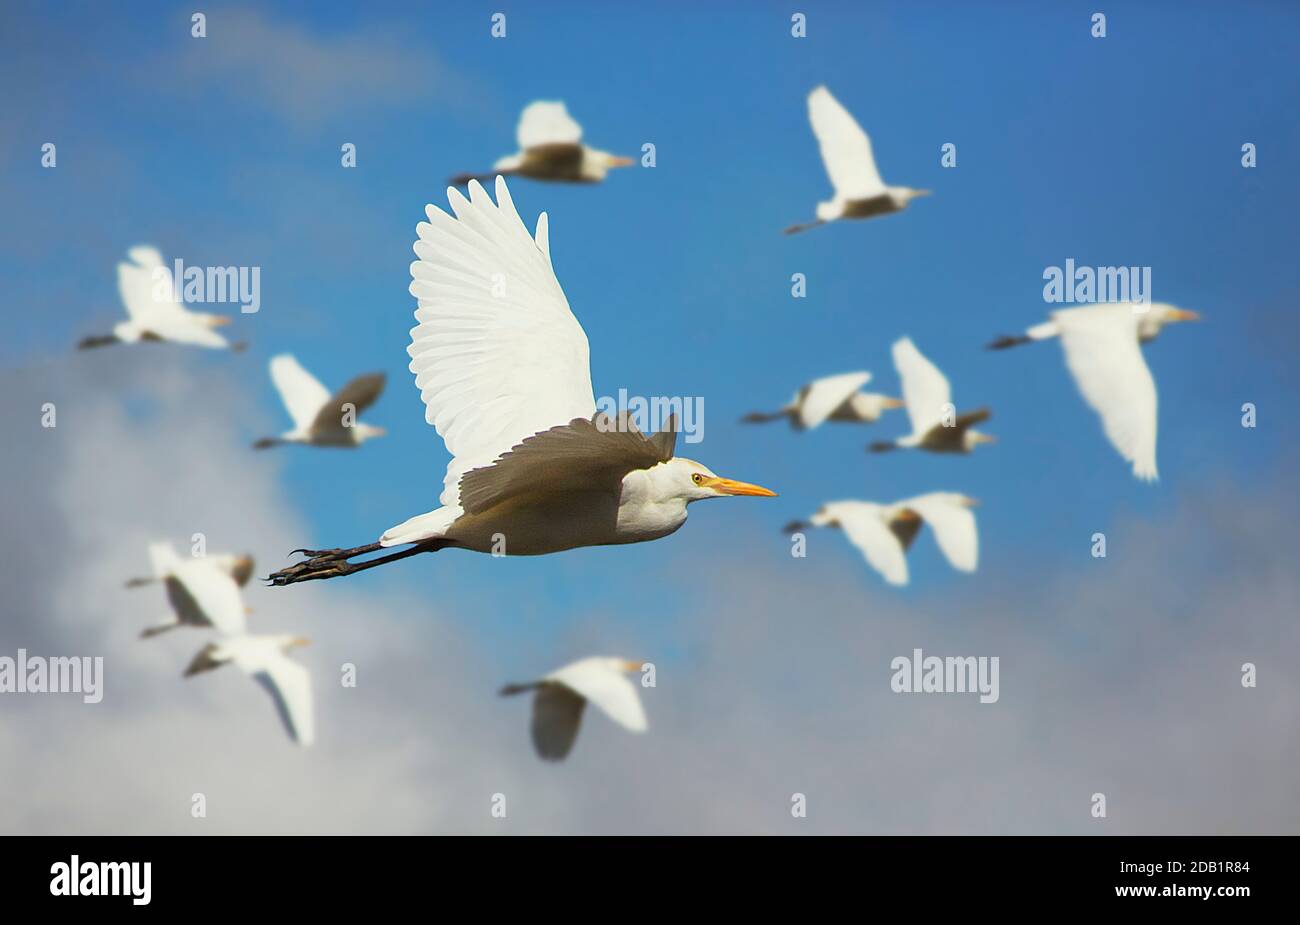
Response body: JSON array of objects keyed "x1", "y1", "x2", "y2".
[
  {"x1": 786, "y1": 493, "x2": 979, "y2": 586},
  {"x1": 184, "y1": 634, "x2": 315, "y2": 746},
  {"x1": 77, "y1": 246, "x2": 242, "y2": 350},
  {"x1": 988, "y1": 302, "x2": 1201, "y2": 481},
  {"x1": 132, "y1": 544, "x2": 251, "y2": 639},
  {"x1": 869, "y1": 338, "x2": 994, "y2": 454},
  {"x1": 253, "y1": 354, "x2": 387, "y2": 449},
  {"x1": 269, "y1": 177, "x2": 775, "y2": 586},
  {"x1": 741, "y1": 371, "x2": 903, "y2": 430},
  {"x1": 500, "y1": 657, "x2": 647, "y2": 761},
  {"x1": 785, "y1": 86, "x2": 930, "y2": 234},
  {"x1": 450, "y1": 101, "x2": 634, "y2": 186},
  {"x1": 125, "y1": 541, "x2": 255, "y2": 590}
]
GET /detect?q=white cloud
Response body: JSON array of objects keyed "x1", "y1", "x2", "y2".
[{"x1": 146, "y1": 8, "x2": 465, "y2": 129}]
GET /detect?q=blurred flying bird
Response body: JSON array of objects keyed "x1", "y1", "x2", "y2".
[
  {"x1": 269, "y1": 177, "x2": 774, "y2": 586},
  {"x1": 125, "y1": 541, "x2": 255, "y2": 589},
  {"x1": 869, "y1": 338, "x2": 995, "y2": 454},
  {"x1": 184, "y1": 634, "x2": 314, "y2": 746},
  {"x1": 988, "y1": 302, "x2": 1201, "y2": 481},
  {"x1": 785, "y1": 493, "x2": 979, "y2": 586},
  {"x1": 77, "y1": 246, "x2": 242, "y2": 350},
  {"x1": 253, "y1": 354, "x2": 386, "y2": 449},
  {"x1": 132, "y1": 543, "x2": 251, "y2": 639},
  {"x1": 784, "y1": 86, "x2": 930, "y2": 234},
  {"x1": 740, "y1": 371, "x2": 903, "y2": 430},
  {"x1": 449, "y1": 101, "x2": 634, "y2": 186},
  {"x1": 500, "y1": 656, "x2": 647, "y2": 761}
]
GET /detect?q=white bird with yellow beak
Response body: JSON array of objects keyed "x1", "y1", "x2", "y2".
[
  {"x1": 740, "y1": 371, "x2": 904, "y2": 430},
  {"x1": 269, "y1": 177, "x2": 775, "y2": 586},
  {"x1": 988, "y1": 302, "x2": 1201, "y2": 481},
  {"x1": 184, "y1": 634, "x2": 314, "y2": 746},
  {"x1": 252, "y1": 354, "x2": 387, "y2": 450},
  {"x1": 787, "y1": 493, "x2": 979, "y2": 586},
  {"x1": 870, "y1": 337, "x2": 995, "y2": 455},
  {"x1": 77, "y1": 246, "x2": 240, "y2": 350},
  {"x1": 500, "y1": 656, "x2": 647, "y2": 762},
  {"x1": 450, "y1": 101, "x2": 635, "y2": 186},
  {"x1": 785, "y1": 86, "x2": 930, "y2": 235}
]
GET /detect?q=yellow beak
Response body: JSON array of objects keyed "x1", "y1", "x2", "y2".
[
  {"x1": 1172, "y1": 309, "x2": 1202, "y2": 322},
  {"x1": 709, "y1": 476, "x2": 777, "y2": 497},
  {"x1": 610, "y1": 155, "x2": 636, "y2": 168},
  {"x1": 211, "y1": 315, "x2": 233, "y2": 327}
]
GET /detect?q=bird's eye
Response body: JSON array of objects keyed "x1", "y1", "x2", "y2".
[{"x1": 691, "y1": 473, "x2": 705, "y2": 485}]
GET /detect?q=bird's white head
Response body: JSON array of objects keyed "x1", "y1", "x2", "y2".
[
  {"x1": 963, "y1": 430, "x2": 996, "y2": 451},
  {"x1": 655, "y1": 457, "x2": 776, "y2": 504},
  {"x1": 583, "y1": 148, "x2": 636, "y2": 180},
  {"x1": 195, "y1": 312, "x2": 233, "y2": 329},
  {"x1": 891, "y1": 186, "x2": 932, "y2": 207},
  {"x1": 1139, "y1": 303, "x2": 1201, "y2": 340}
]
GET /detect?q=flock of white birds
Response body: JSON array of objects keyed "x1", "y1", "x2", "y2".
[{"x1": 82, "y1": 86, "x2": 1197, "y2": 758}]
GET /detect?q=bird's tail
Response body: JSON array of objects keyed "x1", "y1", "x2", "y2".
[
  {"x1": 739, "y1": 410, "x2": 785, "y2": 424},
  {"x1": 783, "y1": 219, "x2": 825, "y2": 235},
  {"x1": 868, "y1": 441, "x2": 899, "y2": 453},
  {"x1": 77, "y1": 334, "x2": 118, "y2": 350},
  {"x1": 986, "y1": 334, "x2": 1032, "y2": 350}
]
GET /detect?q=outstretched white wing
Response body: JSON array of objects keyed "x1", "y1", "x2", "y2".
[
  {"x1": 808, "y1": 86, "x2": 886, "y2": 200},
  {"x1": 799, "y1": 371, "x2": 872, "y2": 429},
  {"x1": 407, "y1": 177, "x2": 597, "y2": 510},
  {"x1": 1053, "y1": 304, "x2": 1158, "y2": 481},
  {"x1": 893, "y1": 337, "x2": 952, "y2": 436},
  {"x1": 901, "y1": 493, "x2": 978, "y2": 573},
  {"x1": 269, "y1": 354, "x2": 332, "y2": 432},
  {"x1": 825, "y1": 501, "x2": 909, "y2": 586},
  {"x1": 517, "y1": 101, "x2": 584, "y2": 150},
  {"x1": 118, "y1": 246, "x2": 185, "y2": 322},
  {"x1": 547, "y1": 657, "x2": 647, "y2": 732},
  {"x1": 233, "y1": 646, "x2": 315, "y2": 747},
  {"x1": 167, "y1": 560, "x2": 248, "y2": 635},
  {"x1": 147, "y1": 541, "x2": 180, "y2": 579}
]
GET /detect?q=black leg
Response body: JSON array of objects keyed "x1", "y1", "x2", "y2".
[{"x1": 266, "y1": 540, "x2": 448, "y2": 586}]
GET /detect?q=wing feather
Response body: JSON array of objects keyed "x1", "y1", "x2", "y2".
[
  {"x1": 517, "y1": 101, "x2": 584, "y2": 150},
  {"x1": 166, "y1": 561, "x2": 247, "y2": 635},
  {"x1": 1053, "y1": 305, "x2": 1159, "y2": 481},
  {"x1": 547, "y1": 658, "x2": 647, "y2": 733},
  {"x1": 311, "y1": 372, "x2": 386, "y2": 435},
  {"x1": 457, "y1": 413, "x2": 672, "y2": 515},
  {"x1": 240, "y1": 655, "x2": 315, "y2": 747},
  {"x1": 900, "y1": 493, "x2": 978, "y2": 572},
  {"x1": 798, "y1": 371, "x2": 872, "y2": 429},
  {"x1": 808, "y1": 86, "x2": 886, "y2": 199},
  {"x1": 407, "y1": 177, "x2": 597, "y2": 509},
  {"x1": 893, "y1": 337, "x2": 951, "y2": 436},
  {"x1": 825, "y1": 501, "x2": 909, "y2": 586},
  {"x1": 269, "y1": 354, "x2": 331, "y2": 432}
]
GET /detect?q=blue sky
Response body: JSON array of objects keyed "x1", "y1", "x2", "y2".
[{"x1": 4, "y1": 0, "x2": 1298, "y2": 642}]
